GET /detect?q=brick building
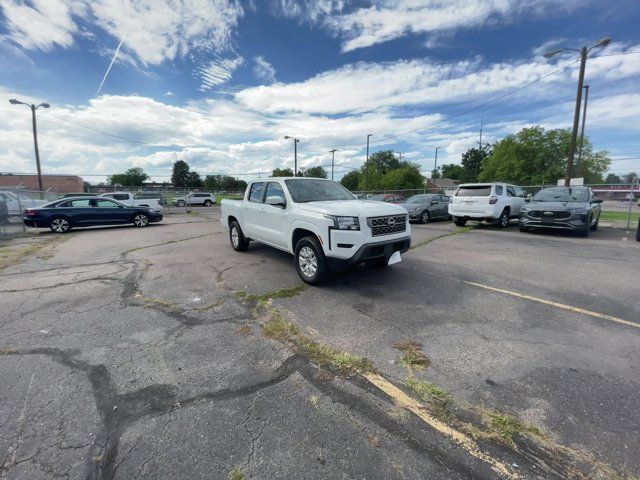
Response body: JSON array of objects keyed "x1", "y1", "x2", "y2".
[{"x1": 0, "y1": 174, "x2": 84, "y2": 193}]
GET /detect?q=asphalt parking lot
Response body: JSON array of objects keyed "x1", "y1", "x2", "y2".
[{"x1": 1, "y1": 208, "x2": 638, "y2": 480}]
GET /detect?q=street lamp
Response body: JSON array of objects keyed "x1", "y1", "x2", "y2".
[
  {"x1": 365, "y1": 134, "x2": 372, "y2": 191},
  {"x1": 543, "y1": 37, "x2": 611, "y2": 187},
  {"x1": 284, "y1": 136, "x2": 300, "y2": 176},
  {"x1": 9, "y1": 98, "x2": 50, "y2": 193},
  {"x1": 329, "y1": 149, "x2": 339, "y2": 180}
]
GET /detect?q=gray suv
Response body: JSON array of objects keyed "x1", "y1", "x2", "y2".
[{"x1": 519, "y1": 186, "x2": 602, "y2": 237}]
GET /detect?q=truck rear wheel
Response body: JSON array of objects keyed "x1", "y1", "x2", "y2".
[
  {"x1": 230, "y1": 221, "x2": 250, "y2": 251},
  {"x1": 294, "y1": 236, "x2": 328, "y2": 285}
]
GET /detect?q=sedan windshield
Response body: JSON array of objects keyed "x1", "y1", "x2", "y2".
[
  {"x1": 406, "y1": 195, "x2": 430, "y2": 204},
  {"x1": 532, "y1": 187, "x2": 589, "y2": 202},
  {"x1": 284, "y1": 179, "x2": 355, "y2": 203}
]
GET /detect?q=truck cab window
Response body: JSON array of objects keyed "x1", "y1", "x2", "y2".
[{"x1": 249, "y1": 182, "x2": 265, "y2": 203}]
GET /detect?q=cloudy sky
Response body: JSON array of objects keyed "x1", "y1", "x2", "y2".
[{"x1": 1, "y1": 0, "x2": 639, "y2": 185}]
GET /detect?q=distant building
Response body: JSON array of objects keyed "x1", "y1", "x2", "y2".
[
  {"x1": 0, "y1": 173, "x2": 84, "y2": 193},
  {"x1": 426, "y1": 177, "x2": 459, "y2": 196}
]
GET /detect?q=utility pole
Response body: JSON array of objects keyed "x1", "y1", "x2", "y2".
[
  {"x1": 366, "y1": 134, "x2": 372, "y2": 191},
  {"x1": 434, "y1": 147, "x2": 441, "y2": 174},
  {"x1": 543, "y1": 38, "x2": 610, "y2": 187},
  {"x1": 329, "y1": 149, "x2": 338, "y2": 180},
  {"x1": 577, "y1": 85, "x2": 589, "y2": 166},
  {"x1": 478, "y1": 117, "x2": 483, "y2": 150},
  {"x1": 9, "y1": 99, "x2": 50, "y2": 193},
  {"x1": 284, "y1": 136, "x2": 300, "y2": 176}
]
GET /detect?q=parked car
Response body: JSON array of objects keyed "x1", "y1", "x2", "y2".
[
  {"x1": 368, "y1": 193, "x2": 406, "y2": 204},
  {"x1": 59, "y1": 192, "x2": 96, "y2": 198},
  {"x1": 519, "y1": 186, "x2": 602, "y2": 237},
  {"x1": 0, "y1": 190, "x2": 48, "y2": 215},
  {"x1": 448, "y1": 183, "x2": 526, "y2": 227},
  {"x1": 22, "y1": 196, "x2": 163, "y2": 233},
  {"x1": 221, "y1": 178, "x2": 411, "y2": 284},
  {"x1": 400, "y1": 194, "x2": 450, "y2": 223},
  {"x1": 636, "y1": 218, "x2": 640, "y2": 242},
  {"x1": 100, "y1": 192, "x2": 163, "y2": 211},
  {"x1": 173, "y1": 192, "x2": 216, "y2": 207}
]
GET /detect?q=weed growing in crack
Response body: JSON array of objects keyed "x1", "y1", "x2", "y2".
[
  {"x1": 236, "y1": 285, "x2": 308, "y2": 303},
  {"x1": 487, "y1": 412, "x2": 544, "y2": 446},
  {"x1": 393, "y1": 340, "x2": 430, "y2": 371},
  {"x1": 405, "y1": 376, "x2": 451, "y2": 409},
  {"x1": 410, "y1": 226, "x2": 474, "y2": 250},
  {"x1": 228, "y1": 467, "x2": 244, "y2": 480},
  {"x1": 309, "y1": 395, "x2": 320, "y2": 410},
  {"x1": 237, "y1": 325, "x2": 252, "y2": 336}
]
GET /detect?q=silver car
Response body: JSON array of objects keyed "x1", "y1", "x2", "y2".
[
  {"x1": 519, "y1": 186, "x2": 602, "y2": 237},
  {"x1": 399, "y1": 194, "x2": 450, "y2": 223}
]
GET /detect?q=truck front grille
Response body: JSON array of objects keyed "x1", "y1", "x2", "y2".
[{"x1": 367, "y1": 214, "x2": 407, "y2": 236}]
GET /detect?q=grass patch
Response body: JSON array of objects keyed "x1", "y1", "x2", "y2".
[
  {"x1": 195, "y1": 300, "x2": 223, "y2": 312},
  {"x1": 405, "y1": 376, "x2": 452, "y2": 408},
  {"x1": 0, "y1": 237, "x2": 68, "y2": 271},
  {"x1": 237, "y1": 325, "x2": 252, "y2": 336},
  {"x1": 600, "y1": 210, "x2": 640, "y2": 223},
  {"x1": 238, "y1": 285, "x2": 308, "y2": 303},
  {"x1": 260, "y1": 304, "x2": 372, "y2": 376},
  {"x1": 411, "y1": 226, "x2": 474, "y2": 249},
  {"x1": 308, "y1": 395, "x2": 320, "y2": 410},
  {"x1": 228, "y1": 467, "x2": 244, "y2": 480},
  {"x1": 488, "y1": 412, "x2": 544, "y2": 445},
  {"x1": 136, "y1": 292, "x2": 180, "y2": 310},
  {"x1": 393, "y1": 341, "x2": 430, "y2": 371}
]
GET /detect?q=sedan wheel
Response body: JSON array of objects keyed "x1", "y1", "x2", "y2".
[
  {"x1": 420, "y1": 211, "x2": 430, "y2": 224},
  {"x1": 49, "y1": 217, "x2": 71, "y2": 233},
  {"x1": 133, "y1": 214, "x2": 150, "y2": 227}
]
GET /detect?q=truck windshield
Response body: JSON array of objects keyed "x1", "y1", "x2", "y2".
[{"x1": 284, "y1": 179, "x2": 355, "y2": 203}]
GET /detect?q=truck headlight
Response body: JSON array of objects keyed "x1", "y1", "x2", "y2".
[{"x1": 326, "y1": 215, "x2": 360, "y2": 230}]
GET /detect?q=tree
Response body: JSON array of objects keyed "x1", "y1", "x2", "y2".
[
  {"x1": 302, "y1": 166, "x2": 327, "y2": 178},
  {"x1": 272, "y1": 167, "x2": 294, "y2": 177},
  {"x1": 430, "y1": 169, "x2": 441, "y2": 179},
  {"x1": 83, "y1": 181, "x2": 92, "y2": 192},
  {"x1": 460, "y1": 144, "x2": 491, "y2": 182},
  {"x1": 171, "y1": 160, "x2": 190, "y2": 187},
  {"x1": 186, "y1": 171, "x2": 203, "y2": 188},
  {"x1": 479, "y1": 126, "x2": 610, "y2": 185},
  {"x1": 624, "y1": 172, "x2": 638, "y2": 184},
  {"x1": 107, "y1": 167, "x2": 149, "y2": 186},
  {"x1": 382, "y1": 165, "x2": 425, "y2": 189},
  {"x1": 605, "y1": 173, "x2": 621, "y2": 184},
  {"x1": 340, "y1": 171, "x2": 360, "y2": 191},
  {"x1": 440, "y1": 164, "x2": 465, "y2": 181},
  {"x1": 204, "y1": 175, "x2": 221, "y2": 191}
]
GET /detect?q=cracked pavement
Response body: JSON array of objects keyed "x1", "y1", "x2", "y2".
[{"x1": 1, "y1": 210, "x2": 638, "y2": 479}]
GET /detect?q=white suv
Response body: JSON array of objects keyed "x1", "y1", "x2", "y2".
[
  {"x1": 448, "y1": 183, "x2": 526, "y2": 227},
  {"x1": 173, "y1": 192, "x2": 216, "y2": 207}
]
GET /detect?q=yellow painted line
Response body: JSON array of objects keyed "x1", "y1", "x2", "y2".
[
  {"x1": 463, "y1": 281, "x2": 639, "y2": 329},
  {"x1": 364, "y1": 372, "x2": 520, "y2": 480}
]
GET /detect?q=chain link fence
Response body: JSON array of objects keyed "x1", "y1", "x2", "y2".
[{"x1": 0, "y1": 188, "x2": 59, "y2": 240}]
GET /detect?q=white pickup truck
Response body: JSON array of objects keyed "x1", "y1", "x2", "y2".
[
  {"x1": 220, "y1": 177, "x2": 411, "y2": 284},
  {"x1": 100, "y1": 192, "x2": 163, "y2": 211}
]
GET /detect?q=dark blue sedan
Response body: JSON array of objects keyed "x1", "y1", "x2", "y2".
[{"x1": 23, "y1": 196, "x2": 163, "y2": 233}]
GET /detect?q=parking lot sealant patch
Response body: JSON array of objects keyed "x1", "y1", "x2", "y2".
[{"x1": 410, "y1": 226, "x2": 475, "y2": 250}]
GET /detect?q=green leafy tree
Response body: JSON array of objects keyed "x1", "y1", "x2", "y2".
[
  {"x1": 604, "y1": 173, "x2": 621, "y2": 184},
  {"x1": 186, "y1": 171, "x2": 203, "y2": 188},
  {"x1": 108, "y1": 167, "x2": 149, "y2": 186},
  {"x1": 440, "y1": 164, "x2": 465, "y2": 181},
  {"x1": 479, "y1": 126, "x2": 610, "y2": 185},
  {"x1": 430, "y1": 169, "x2": 441, "y2": 180},
  {"x1": 460, "y1": 144, "x2": 492, "y2": 182},
  {"x1": 204, "y1": 175, "x2": 221, "y2": 191},
  {"x1": 382, "y1": 165, "x2": 425, "y2": 189},
  {"x1": 358, "y1": 150, "x2": 409, "y2": 190},
  {"x1": 272, "y1": 167, "x2": 294, "y2": 177},
  {"x1": 340, "y1": 171, "x2": 361, "y2": 191},
  {"x1": 624, "y1": 172, "x2": 638, "y2": 184},
  {"x1": 302, "y1": 166, "x2": 327, "y2": 178},
  {"x1": 171, "y1": 160, "x2": 190, "y2": 187}
]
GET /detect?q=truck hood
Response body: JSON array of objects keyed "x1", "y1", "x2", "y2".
[{"x1": 297, "y1": 200, "x2": 407, "y2": 217}]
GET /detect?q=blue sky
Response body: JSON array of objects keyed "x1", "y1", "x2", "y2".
[{"x1": 1, "y1": 0, "x2": 639, "y2": 185}]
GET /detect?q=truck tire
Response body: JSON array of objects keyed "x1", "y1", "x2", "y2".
[
  {"x1": 294, "y1": 236, "x2": 328, "y2": 285},
  {"x1": 453, "y1": 216, "x2": 467, "y2": 227},
  {"x1": 230, "y1": 221, "x2": 249, "y2": 251}
]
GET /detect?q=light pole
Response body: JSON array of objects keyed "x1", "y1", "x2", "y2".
[
  {"x1": 577, "y1": 85, "x2": 589, "y2": 166},
  {"x1": 284, "y1": 136, "x2": 300, "y2": 176},
  {"x1": 425, "y1": 146, "x2": 441, "y2": 194},
  {"x1": 9, "y1": 98, "x2": 50, "y2": 192},
  {"x1": 329, "y1": 149, "x2": 338, "y2": 180},
  {"x1": 366, "y1": 134, "x2": 372, "y2": 191},
  {"x1": 544, "y1": 37, "x2": 611, "y2": 186}
]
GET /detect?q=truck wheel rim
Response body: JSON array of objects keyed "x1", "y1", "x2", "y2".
[
  {"x1": 298, "y1": 246, "x2": 317, "y2": 277},
  {"x1": 231, "y1": 227, "x2": 239, "y2": 247},
  {"x1": 52, "y1": 219, "x2": 68, "y2": 232},
  {"x1": 134, "y1": 215, "x2": 148, "y2": 226}
]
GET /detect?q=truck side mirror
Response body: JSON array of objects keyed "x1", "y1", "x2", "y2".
[{"x1": 266, "y1": 195, "x2": 286, "y2": 208}]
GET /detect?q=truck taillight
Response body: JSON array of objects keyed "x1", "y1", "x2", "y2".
[
  {"x1": 489, "y1": 196, "x2": 498, "y2": 205},
  {"x1": 25, "y1": 209, "x2": 38, "y2": 216}
]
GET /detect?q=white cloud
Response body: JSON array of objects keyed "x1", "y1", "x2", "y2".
[
  {"x1": 196, "y1": 56, "x2": 245, "y2": 91},
  {"x1": 253, "y1": 56, "x2": 277, "y2": 83},
  {"x1": 1, "y1": 0, "x2": 244, "y2": 65}
]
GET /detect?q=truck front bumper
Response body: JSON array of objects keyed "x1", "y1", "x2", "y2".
[{"x1": 326, "y1": 236, "x2": 411, "y2": 272}]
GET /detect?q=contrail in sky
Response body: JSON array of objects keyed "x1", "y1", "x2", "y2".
[{"x1": 97, "y1": 40, "x2": 123, "y2": 95}]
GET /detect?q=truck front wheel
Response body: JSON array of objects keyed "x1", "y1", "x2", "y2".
[
  {"x1": 230, "y1": 221, "x2": 250, "y2": 251},
  {"x1": 294, "y1": 237, "x2": 328, "y2": 285}
]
